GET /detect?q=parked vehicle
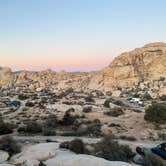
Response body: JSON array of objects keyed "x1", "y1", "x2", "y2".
[
  {"x1": 151, "y1": 143, "x2": 166, "y2": 160},
  {"x1": 136, "y1": 143, "x2": 166, "y2": 160},
  {"x1": 128, "y1": 97, "x2": 143, "y2": 105}
]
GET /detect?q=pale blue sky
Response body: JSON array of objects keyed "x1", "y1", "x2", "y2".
[{"x1": 1, "y1": 0, "x2": 166, "y2": 71}]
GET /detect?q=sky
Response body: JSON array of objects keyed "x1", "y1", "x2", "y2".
[{"x1": 1, "y1": 0, "x2": 166, "y2": 71}]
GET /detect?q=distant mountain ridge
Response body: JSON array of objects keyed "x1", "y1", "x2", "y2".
[{"x1": 1, "y1": 42, "x2": 166, "y2": 92}]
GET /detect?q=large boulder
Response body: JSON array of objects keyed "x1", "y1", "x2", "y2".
[
  {"x1": 87, "y1": 42, "x2": 166, "y2": 91},
  {"x1": 0, "y1": 151, "x2": 9, "y2": 164},
  {"x1": 0, "y1": 67, "x2": 14, "y2": 86},
  {"x1": 45, "y1": 154, "x2": 135, "y2": 166},
  {"x1": 11, "y1": 143, "x2": 63, "y2": 165}
]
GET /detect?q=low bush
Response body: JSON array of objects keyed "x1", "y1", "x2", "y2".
[
  {"x1": 25, "y1": 101, "x2": 35, "y2": 107},
  {"x1": 82, "y1": 106, "x2": 92, "y2": 113},
  {"x1": 119, "y1": 135, "x2": 137, "y2": 141},
  {"x1": 158, "y1": 133, "x2": 166, "y2": 140},
  {"x1": 42, "y1": 128, "x2": 56, "y2": 136},
  {"x1": 18, "y1": 94, "x2": 29, "y2": 100},
  {"x1": 17, "y1": 121, "x2": 42, "y2": 134},
  {"x1": 73, "y1": 119, "x2": 102, "y2": 137},
  {"x1": 84, "y1": 96, "x2": 95, "y2": 103},
  {"x1": 160, "y1": 95, "x2": 166, "y2": 101},
  {"x1": 61, "y1": 108, "x2": 77, "y2": 126},
  {"x1": 103, "y1": 98, "x2": 112, "y2": 108},
  {"x1": 45, "y1": 114, "x2": 58, "y2": 128},
  {"x1": 0, "y1": 118, "x2": 13, "y2": 135},
  {"x1": 94, "y1": 135, "x2": 134, "y2": 162},
  {"x1": 104, "y1": 107, "x2": 124, "y2": 117},
  {"x1": 144, "y1": 102, "x2": 166, "y2": 123},
  {"x1": 0, "y1": 136, "x2": 21, "y2": 156},
  {"x1": 60, "y1": 139, "x2": 85, "y2": 154}
]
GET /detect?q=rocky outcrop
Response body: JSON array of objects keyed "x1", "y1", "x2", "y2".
[
  {"x1": 1, "y1": 42, "x2": 166, "y2": 92},
  {"x1": 87, "y1": 42, "x2": 166, "y2": 91},
  {"x1": 10, "y1": 143, "x2": 136, "y2": 166},
  {"x1": 0, "y1": 151, "x2": 9, "y2": 164},
  {"x1": 45, "y1": 154, "x2": 135, "y2": 166},
  {"x1": 0, "y1": 67, "x2": 14, "y2": 86}
]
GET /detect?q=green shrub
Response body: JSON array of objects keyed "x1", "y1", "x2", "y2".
[
  {"x1": 119, "y1": 135, "x2": 137, "y2": 141},
  {"x1": 144, "y1": 153, "x2": 165, "y2": 166},
  {"x1": 94, "y1": 135, "x2": 134, "y2": 162},
  {"x1": 25, "y1": 101, "x2": 35, "y2": 107},
  {"x1": 0, "y1": 136, "x2": 21, "y2": 156},
  {"x1": 84, "y1": 96, "x2": 95, "y2": 103},
  {"x1": 0, "y1": 119, "x2": 13, "y2": 135},
  {"x1": 104, "y1": 107, "x2": 124, "y2": 117},
  {"x1": 158, "y1": 133, "x2": 166, "y2": 140},
  {"x1": 160, "y1": 95, "x2": 166, "y2": 101},
  {"x1": 82, "y1": 106, "x2": 92, "y2": 113},
  {"x1": 144, "y1": 102, "x2": 166, "y2": 123},
  {"x1": 61, "y1": 108, "x2": 77, "y2": 126},
  {"x1": 18, "y1": 122, "x2": 42, "y2": 134},
  {"x1": 18, "y1": 94, "x2": 29, "y2": 100},
  {"x1": 39, "y1": 161, "x2": 47, "y2": 166},
  {"x1": 60, "y1": 139, "x2": 85, "y2": 154},
  {"x1": 59, "y1": 141, "x2": 70, "y2": 149},
  {"x1": 103, "y1": 98, "x2": 112, "y2": 108},
  {"x1": 42, "y1": 128, "x2": 56, "y2": 136},
  {"x1": 45, "y1": 114, "x2": 58, "y2": 128}
]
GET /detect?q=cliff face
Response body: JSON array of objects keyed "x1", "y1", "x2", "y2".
[
  {"x1": 1, "y1": 42, "x2": 166, "y2": 91},
  {"x1": 87, "y1": 42, "x2": 166, "y2": 91}
]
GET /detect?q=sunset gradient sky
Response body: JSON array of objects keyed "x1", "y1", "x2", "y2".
[{"x1": 1, "y1": 0, "x2": 166, "y2": 71}]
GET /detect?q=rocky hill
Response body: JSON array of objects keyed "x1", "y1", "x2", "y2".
[
  {"x1": 1, "y1": 42, "x2": 166, "y2": 92},
  {"x1": 87, "y1": 42, "x2": 166, "y2": 91}
]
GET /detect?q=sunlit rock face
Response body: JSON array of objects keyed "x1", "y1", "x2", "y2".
[
  {"x1": 87, "y1": 42, "x2": 166, "y2": 91},
  {"x1": 1, "y1": 42, "x2": 166, "y2": 92},
  {"x1": 0, "y1": 67, "x2": 15, "y2": 86}
]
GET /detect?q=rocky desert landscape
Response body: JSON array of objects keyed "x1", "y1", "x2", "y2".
[{"x1": 0, "y1": 42, "x2": 166, "y2": 166}]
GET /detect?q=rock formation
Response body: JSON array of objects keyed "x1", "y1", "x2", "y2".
[
  {"x1": 0, "y1": 42, "x2": 166, "y2": 92},
  {"x1": 87, "y1": 42, "x2": 166, "y2": 91}
]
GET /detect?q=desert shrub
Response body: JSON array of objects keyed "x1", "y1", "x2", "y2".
[
  {"x1": 69, "y1": 139, "x2": 85, "y2": 154},
  {"x1": 160, "y1": 95, "x2": 166, "y2": 101},
  {"x1": 39, "y1": 161, "x2": 46, "y2": 166},
  {"x1": 18, "y1": 121, "x2": 42, "y2": 134},
  {"x1": 12, "y1": 100, "x2": 21, "y2": 107},
  {"x1": 18, "y1": 94, "x2": 29, "y2": 100},
  {"x1": 104, "y1": 107, "x2": 124, "y2": 117},
  {"x1": 106, "y1": 91, "x2": 112, "y2": 96},
  {"x1": 25, "y1": 101, "x2": 35, "y2": 107},
  {"x1": 0, "y1": 136, "x2": 21, "y2": 156},
  {"x1": 60, "y1": 139, "x2": 85, "y2": 154},
  {"x1": 82, "y1": 106, "x2": 92, "y2": 113},
  {"x1": 144, "y1": 153, "x2": 165, "y2": 166},
  {"x1": 112, "y1": 100, "x2": 125, "y2": 106},
  {"x1": 60, "y1": 131, "x2": 77, "y2": 136},
  {"x1": 45, "y1": 114, "x2": 58, "y2": 128},
  {"x1": 65, "y1": 88, "x2": 74, "y2": 94},
  {"x1": 144, "y1": 102, "x2": 166, "y2": 123},
  {"x1": 143, "y1": 92, "x2": 152, "y2": 100},
  {"x1": 103, "y1": 98, "x2": 112, "y2": 108},
  {"x1": 86, "y1": 120, "x2": 102, "y2": 137},
  {"x1": 84, "y1": 96, "x2": 95, "y2": 103},
  {"x1": 119, "y1": 135, "x2": 137, "y2": 141},
  {"x1": 61, "y1": 108, "x2": 77, "y2": 126},
  {"x1": 0, "y1": 118, "x2": 13, "y2": 135},
  {"x1": 74, "y1": 119, "x2": 102, "y2": 137},
  {"x1": 42, "y1": 128, "x2": 56, "y2": 136},
  {"x1": 158, "y1": 133, "x2": 166, "y2": 140},
  {"x1": 94, "y1": 135, "x2": 134, "y2": 162}
]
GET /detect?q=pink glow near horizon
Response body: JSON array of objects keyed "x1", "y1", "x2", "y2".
[{"x1": 2, "y1": 46, "x2": 117, "y2": 71}]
